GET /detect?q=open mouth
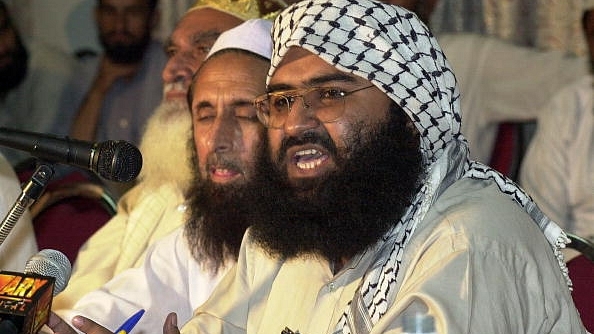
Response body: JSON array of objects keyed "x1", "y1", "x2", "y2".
[
  {"x1": 209, "y1": 164, "x2": 242, "y2": 183},
  {"x1": 293, "y1": 148, "x2": 329, "y2": 170}
]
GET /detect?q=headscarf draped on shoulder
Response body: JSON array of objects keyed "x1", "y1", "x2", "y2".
[{"x1": 269, "y1": 1, "x2": 570, "y2": 333}]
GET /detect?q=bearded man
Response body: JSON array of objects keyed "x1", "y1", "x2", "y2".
[
  {"x1": 168, "y1": 1, "x2": 585, "y2": 333},
  {"x1": 0, "y1": 2, "x2": 75, "y2": 165},
  {"x1": 47, "y1": 18, "x2": 273, "y2": 334},
  {"x1": 52, "y1": 0, "x2": 263, "y2": 310},
  {"x1": 67, "y1": 0, "x2": 166, "y2": 147}
]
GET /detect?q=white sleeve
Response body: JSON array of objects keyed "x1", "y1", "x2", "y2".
[
  {"x1": 439, "y1": 33, "x2": 588, "y2": 163},
  {"x1": 519, "y1": 81, "x2": 582, "y2": 230},
  {"x1": 0, "y1": 152, "x2": 38, "y2": 271},
  {"x1": 54, "y1": 227, "x2": 195, "y2": 334}
]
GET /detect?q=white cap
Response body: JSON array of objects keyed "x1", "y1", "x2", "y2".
[{"x1": 206, "y1": 19, "x2": 273, "y2": 60}]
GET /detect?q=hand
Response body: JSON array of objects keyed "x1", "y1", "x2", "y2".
[
  {"x1": 163, "y1": 312, "x2": 180, "y2": 334},
  {"x1": 93, "y1": 56, "x2": 140, "y2": 93},
  {"x1": 46, "y1": 312, "x2": 113, "y2": 334}
]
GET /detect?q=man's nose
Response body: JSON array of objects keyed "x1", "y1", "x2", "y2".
[
  {"x1": 207, "y1": 116, "x2": 236, "y2": 154},
  {"x1": 162, "y1": 52, "x2": 197, "y2": 84},
  {"x1": 282, "y1": 96, "x2": 319, "y2": 136}
]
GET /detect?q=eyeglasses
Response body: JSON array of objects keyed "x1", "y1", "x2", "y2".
[{"x1": 253, "y1": 85, "x2": 375, "y2": 129}]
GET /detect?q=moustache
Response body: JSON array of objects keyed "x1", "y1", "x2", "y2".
[
  {"x1": 163, "y1": 81, "x2": 187, "y2": 94},
  {"x1": 205, "y1": 155, "x2": 242, "y2": 175},
  {"x1": 278, "y1": 131, "x2": 338, "y2": 163},
  {"x1": 104, "y1": 31, "x2": 135, "y2": 42}
]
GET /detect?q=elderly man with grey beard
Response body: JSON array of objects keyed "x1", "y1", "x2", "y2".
[
  {"x1": 46, "y1": 18, "x2": 273, "y2": 334},
  {"x1": 52, "y1": 0, "x2": 262, "y2": 311}
]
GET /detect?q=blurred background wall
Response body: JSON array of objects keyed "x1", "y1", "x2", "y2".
[
  {"x1": 4, "y1": 0, "x2": 195, "y2": 56},
  {"x1": 4, "y1": 0, "x2": 588, "y2": 58}
]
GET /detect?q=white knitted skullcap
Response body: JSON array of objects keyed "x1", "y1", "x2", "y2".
[{"x1": 206, "y1": 18, "x2": 273, "y2": 60}]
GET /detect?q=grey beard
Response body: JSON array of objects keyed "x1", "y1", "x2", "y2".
[{"x1": 138, "y1": 100, "x2": 194, "y2": 190}]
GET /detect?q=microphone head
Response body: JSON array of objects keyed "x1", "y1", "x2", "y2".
[
  {"x1": 24, "y1": 249, "x2": 72, "y2": 296},
  {"x1": 96, "y1": 140, "x2": 143, "y2": 183}
]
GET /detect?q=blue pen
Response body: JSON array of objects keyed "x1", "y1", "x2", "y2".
[{"x1": 114, "y1": 309, "x2": 145, "y2": 334}]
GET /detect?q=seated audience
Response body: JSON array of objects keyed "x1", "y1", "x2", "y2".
[
  {"x1": 66, "y1": 0, "x2": 165, "y2": 146},
  {"x1": 519, "y1": 1, "x2": 594, "y2": 239},
  {"x1": 47, "y1": 18, "x2": 272, "y2": 334},
  {"x1": 61, "y1": 0, "x2": 167, "y2": 198},
  {"x1": 51, "y1": 0, "x2": 261, "y2": 311},
  {"x1": 164, "y1": 1, "x2": 583, "y2": 333}
]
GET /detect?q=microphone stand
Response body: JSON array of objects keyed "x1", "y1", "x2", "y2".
[{"x1": 0, "y1": 161, "x2": 54, "y2": 246}]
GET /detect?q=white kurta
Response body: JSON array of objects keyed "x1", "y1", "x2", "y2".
[
  {"x1": 0, "y1": 152, "x2": 38, "y2": 271},
  {"x1": 52, "y1": 182, "x2": 188, "y2": 310},
  {"x1": 54, "y1": 227, "x2": 230, "y2": 334},
  {"x1": 438, "y1": 33, "x2": 588, "y2": 164},
  {"x1": 181, "y1": 178, "x2": 585, "y2": 334},
  {"x1": 520, "y1": 75, "x2": 594, "y2": 238}
]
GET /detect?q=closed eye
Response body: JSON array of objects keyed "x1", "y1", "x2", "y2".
[
  {"x1": 234, "y1": 104, "x2": 259, "y2": 122},
  {"x1": 193, "y1": 105, "x2": 216, "y2": 122}
]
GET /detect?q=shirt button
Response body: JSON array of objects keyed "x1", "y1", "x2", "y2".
[{"x1": 119, "y1": 118, "x2": 129, "y2": 129}]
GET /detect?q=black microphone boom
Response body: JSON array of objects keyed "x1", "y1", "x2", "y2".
[{"x1": 0, "y1": 127, "x2": 142, "y2": 182}]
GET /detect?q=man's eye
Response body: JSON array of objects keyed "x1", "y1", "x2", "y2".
[
  {"x1": 319, "y1": 88, "x2": 345, "y2": 100},
  {"x1": 194, "y1": 108, "x2": 216, "y2": 121},
  {"x1": 235, "y1": 106, "x2": 258, "y2": 121},
  {"x1": 271, "y1": 96, "x2": 290, "y2": 111},
  {"x1": 165, "y1": 47, "x2": 177, "y2": 58},
  {"x1": 194, "y1": 45, "x2": 211, "y2": 55}
]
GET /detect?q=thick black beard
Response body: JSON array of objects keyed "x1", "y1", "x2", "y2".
[
  {"x1": 249, "y1": 103, "x2": 424, "y2": 262},
  {"x1": 184, "y1": 137, "x2": 268, "y2": 274},
  {"x1": 0, "y1": 35, "x2": 28, "y2": 95},
  {"x1": 99, "y1": 32, "x2": 151, "y2": 64}
]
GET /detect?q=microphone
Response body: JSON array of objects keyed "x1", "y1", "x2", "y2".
[
  {"x1": 0, "y1": 249, "x2": 71, "y2": 334},
  {"x1": 0, "y1": 127, "x2": 142, "y2": 183}
]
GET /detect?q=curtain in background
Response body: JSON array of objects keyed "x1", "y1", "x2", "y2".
[
  {"x1": 5, "y1": 0, "x2": 589, "y2": 57},
  {"x1": 159, "y1": 0, "x2": 590, "y2": 57},
  {"x1": 431, "y1": 0, "x2": 587, "y2": 56}
]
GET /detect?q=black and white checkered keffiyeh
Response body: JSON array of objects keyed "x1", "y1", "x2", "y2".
[{"x1": 269, "y1": 1, "x2": 571, "y2": 333}]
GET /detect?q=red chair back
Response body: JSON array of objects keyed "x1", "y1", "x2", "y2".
[
  {"x1": 17, "y1": 166, "x2": 114, "y2": 264},
  {"x1": 567, "y1": 254, "x2": 594, "y2": 332}
]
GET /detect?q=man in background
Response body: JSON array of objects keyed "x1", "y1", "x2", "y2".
[
  {"x1": 60, "y1": 0, "x2": 166, "y2": 199},
  {"x1": 52, "y1": 0, "x2": 262, "y2": 311},
  {"x1": 519, "y1": 1, "x2": 594, "y2": 240},
  {"x1": 382, "y1": 0, "x2": 588, "y2": 168},
  {"x1": 0, "y1": 1, "x2": 75, "y2": 165},
  {"x1": 67, "y1": 0, "x2": 165, "y2": 147}
]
